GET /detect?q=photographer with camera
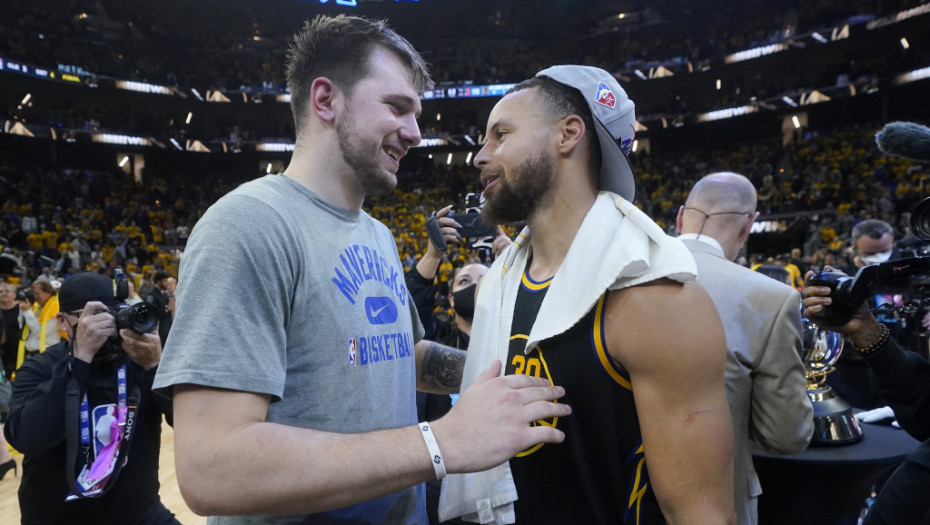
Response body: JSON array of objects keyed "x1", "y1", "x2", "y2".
[
  {"x1": 800, "y1": 120, "x2": 930, "y2": 525},
  {"x1": 827, "y1": 219, "x2": 927, "y2": 410},
  {"x1": 17, "y1": 279, "x2": 61, "y2": 366},
  {"x1": 411, "y1": 204, "x2": 512, "y2": 354},
  {"x1": 4, "y1": 271, "x2": 177, "y2": 524},
  {"x1": 803, "y1": 270, "x2": 930, "y2": 525}
]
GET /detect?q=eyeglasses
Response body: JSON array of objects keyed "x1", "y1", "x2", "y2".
[
  {"x1": 683, "y1": 206, "x2": 755, "y2": 238},
  {"x1": 683, "y1": 207, "x2": 754, "y2": 221}
]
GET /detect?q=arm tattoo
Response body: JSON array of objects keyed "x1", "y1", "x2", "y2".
[{"x1": 421, "y1": 342, "x2": 466, "y2": 394}]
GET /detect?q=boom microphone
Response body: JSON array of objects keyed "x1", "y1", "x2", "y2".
[{"x1": 875, "y1": 121, "x2": 930, "y2": 161}]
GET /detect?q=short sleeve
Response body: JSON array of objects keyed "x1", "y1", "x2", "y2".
[{"x1": 153, "y1": 194, "x2": 297, "y2": 401}]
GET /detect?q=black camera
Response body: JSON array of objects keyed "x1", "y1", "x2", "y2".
[
  {"x1": 448, "y1": 212, "x2": 494, "y2": 239},
  {"x1": 108, "y1": 270, "x2": 158, "y2": 336},
  {"x1": 16, "y1": 287, "x2": 34, "y2": 303},
  {"x1": 807, "y1": 196, "x2": 930, "y2": 326}
]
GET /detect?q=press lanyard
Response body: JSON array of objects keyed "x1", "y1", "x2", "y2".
[{"x1": 65, "y1": 362, "x2": 141, "y2": 500}]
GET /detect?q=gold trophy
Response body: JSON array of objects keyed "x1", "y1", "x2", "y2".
[{"x1": 801, "y1": 318, "x2": 863, "y2": 445}]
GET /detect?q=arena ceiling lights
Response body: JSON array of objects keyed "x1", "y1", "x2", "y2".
[
  {"x1": 91, "y1": 133, "x2": 152, "y2": 146},
  {"x1": 724, "y1": 43, "x2": 789, "y2": 64},
  {"x1": 697, "y1": 105, "x2": 759, "y2": 123},
  {"x1": 865, "y1": 2, "x2": 930, "y2": 30},
  {"x1": 115, "y1": 80, "x2": 173, "y2": 95},
  {"x1": 895, "y1": 66, "x2": 930, "y2": 85}
]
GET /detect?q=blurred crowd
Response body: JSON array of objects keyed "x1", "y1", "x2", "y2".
[
  {"x1": 2, "y1": 0, "x2": 927, "y2": 154},
  {"x1": 1, "y1": 123, "x2": 926, "y2": 297}
]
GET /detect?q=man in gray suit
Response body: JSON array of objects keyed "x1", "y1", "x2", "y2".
[{"x1": 676, "y1": 172, "x2": 814, "y2": 525}]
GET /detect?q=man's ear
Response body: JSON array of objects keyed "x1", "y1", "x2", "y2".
[
  {"x1": 310, "y1": 77, "x2": 339, "y2": 124},
  {"x1": 557, "y1": 115, "x2": 586, "y2": 155},
  {"x1": 676, "y1": 205, "x2": 686, "y2": 233},
  {"x1": 738, "y1": 211, "x2": 760, "y2": 243}
]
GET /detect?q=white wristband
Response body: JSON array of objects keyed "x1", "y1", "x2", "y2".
[{"x1": 418, "y1": 422, "x2": 447, "y2": 480}]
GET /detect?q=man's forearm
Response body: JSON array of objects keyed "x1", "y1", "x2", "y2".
[
  {"x1": 175, "y1": 415, "x2": 437, "y2": 516},
  {"x1": 415, "y1": 340, "x2": 465, "y2": 394},
  {"x1": 21, "y1": 309, "x2": 39, "y2": 332}
]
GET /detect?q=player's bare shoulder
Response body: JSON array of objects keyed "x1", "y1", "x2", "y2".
[{"x1": 603, "y1": 278, "x2": 724, "y2": 369}]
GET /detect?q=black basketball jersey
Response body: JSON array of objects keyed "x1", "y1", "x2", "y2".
[{"x1": 505, "y1": 268, "x2": 664, "y2": 525}]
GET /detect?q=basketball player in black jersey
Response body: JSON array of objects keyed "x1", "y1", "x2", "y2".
[{"x1": 444, "y1": 66, "x2": 736, "y2": 524}]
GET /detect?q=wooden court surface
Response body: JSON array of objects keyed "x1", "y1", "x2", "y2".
[{"x1": 0, "y1": 421, "x2": 206, "y2": 524}]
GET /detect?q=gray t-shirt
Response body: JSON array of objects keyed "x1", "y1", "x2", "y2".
[{"x1": 154, "y1": 174, "x2": 426, "y2": 524}]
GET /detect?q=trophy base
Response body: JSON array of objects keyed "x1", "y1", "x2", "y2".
[{"x1": 808, "y1": 386, "x2": 863, "y2": 446}]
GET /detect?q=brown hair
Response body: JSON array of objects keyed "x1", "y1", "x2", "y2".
[{"x1": 285, "y1": 15, "x2": 432, "y2": 138}]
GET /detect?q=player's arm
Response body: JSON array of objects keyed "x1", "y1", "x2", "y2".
[
  {"x1": 172, "y1": 361, "x2": 570, "y2": 516},
  {"x1": 415, "y1": 339, "x2": 466, "y2": 394},
  {"x1": 606, "y1": 279, "x2": 736, "y2": 525}
]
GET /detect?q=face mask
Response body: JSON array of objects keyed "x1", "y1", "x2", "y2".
[
  {"x1": 451, "y1": 283, "x2": 478, "y2": 321},
  {"x1": 859, "y1": 250, "x2": 893, "y2": 265}
]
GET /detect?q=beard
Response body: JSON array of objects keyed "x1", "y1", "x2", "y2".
[
  {"x1": 481, "y1": 149, "x2": 556, "y2": 225},
  {"x1": 336, "y1": 108, "x2": 397, "y2": 197}
]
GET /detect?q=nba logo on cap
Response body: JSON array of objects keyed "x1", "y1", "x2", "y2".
[
  {"x1": 348, "y1": 338, "x2": 357, "y2": 367},
  {"x1": 594, "y1": 83, "x2": 616, "y2": 109}
]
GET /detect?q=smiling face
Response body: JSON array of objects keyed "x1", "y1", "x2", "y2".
[
  {"x1": 474, "y1": 88, "x2": 558, "y2": 225},
  {"x1": 336, "y1": 47, "x2": 423, "y2": 196}
]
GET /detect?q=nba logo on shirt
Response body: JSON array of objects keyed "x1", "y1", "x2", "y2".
[
  {"x1": 348, "y1": 339, "x2": 357, "y2": 367},
  {"x1": 594, "y1": 83, "x2": 616, "y2": 109}
]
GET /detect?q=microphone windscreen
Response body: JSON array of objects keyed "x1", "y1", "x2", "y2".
[{"x1": 875, "y1": 121, "x2": 930, "y2": 161}]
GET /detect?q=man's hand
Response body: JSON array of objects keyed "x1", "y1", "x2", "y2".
[
  {"x1": 121, "y1": 329, "x2": 162, "y2": 370},
  {"x1": 800, "y1": 268, "x2": 883, "y2": 347},
  {"x1": 72, "y1": 301, "x2": 118, "y2": 363},
  {"x1": 429, "y1": 360, "x2": 571, "y2": 473},
  {"x1": 18, "y1": 299, "x2": 31, "y2": 311}
]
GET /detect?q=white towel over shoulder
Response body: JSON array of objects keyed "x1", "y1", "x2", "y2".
[{"x1": 439, "y1": 191, "x2": 697, "y2": 524}]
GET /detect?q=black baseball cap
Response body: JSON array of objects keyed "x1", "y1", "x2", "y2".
[{"x1": 59, "y1": 272, "x2": 119, "y2": 312}]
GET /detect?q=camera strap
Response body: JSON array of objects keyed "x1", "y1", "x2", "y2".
[{"x1": 64, "y1": 362, "x2": 141, "y2": 500}]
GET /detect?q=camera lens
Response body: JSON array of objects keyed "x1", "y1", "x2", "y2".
[
  {"x1": 470, "y1": 215, "x2": 493, "y2": 237},
  {"x1": 114, "y1": 303, "x2": 158, "y2": 334},
  {"x1": 911, "y1": 196, "x2": 930, "y2": 241}
]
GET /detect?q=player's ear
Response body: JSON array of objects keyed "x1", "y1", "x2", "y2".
[
  {"x1": 557, "y1": 115, "x2": 585, "y2": 155},
  {"x1": 310, "y1": 77, "x2": 339, "y2": 124}
]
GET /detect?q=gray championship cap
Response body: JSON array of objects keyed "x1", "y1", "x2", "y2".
[{"x1": 536, "y1": 65, "x2": 637, "y2": 201}]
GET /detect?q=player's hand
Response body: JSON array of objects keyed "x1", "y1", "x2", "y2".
[{"x1": 430, "y1": 360, "x2": 571, "y2": 473}]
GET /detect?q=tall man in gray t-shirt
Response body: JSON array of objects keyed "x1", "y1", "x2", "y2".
[{"x1": 153, "y1": 15, "x2": 571, "y2": 525}]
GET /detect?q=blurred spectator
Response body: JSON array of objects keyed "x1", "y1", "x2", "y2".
[
  {"x1": 0, "y1": 282, "x2": 19, "y2": 378},
  {"x1": 142, "y1": 271, "x2": 172, "y2": 346},
  {"x1": 18, "y1": 279, "x2": 61, "y2": 364}
]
